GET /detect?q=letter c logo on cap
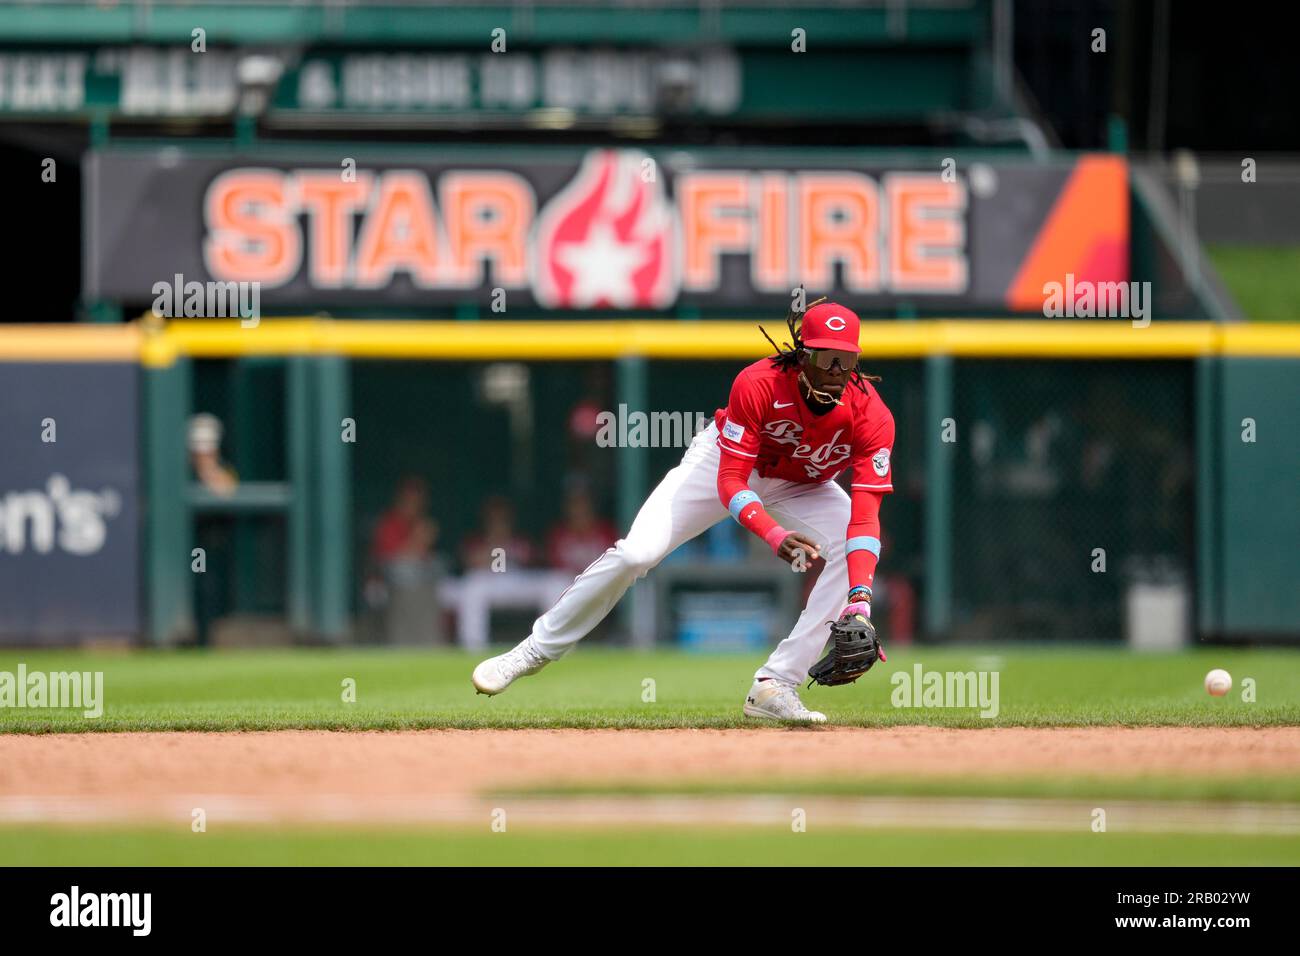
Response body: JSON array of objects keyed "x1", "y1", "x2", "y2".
[{"x1": 826, "y1": 315, "x2": 847, "y2": 331}]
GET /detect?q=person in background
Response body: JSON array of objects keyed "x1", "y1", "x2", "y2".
[
  {"x1": 453, "y1": 495, "x2": 564, "y2": 649},
  {"x1": 461, "y1": 495, "x2": 536, "y2": 571},
  {"x1": 371, "y1": 476, "x2": 439, "y2": 566},
  {"x1": 187, "y1": 412, "x2": 237, "y2": 645},
  {"x1": 368, "y1": 475, "x2": 446, "y2": 645},
  {"x1": 565, "y1": 365, "x2": 615, "y2": 492},
  {"x1": 545, "y1": 480, "x2": 617, "y2": 577},
  {"x1": 188, "y1": 413, "x2": 238, "y2": 496}
]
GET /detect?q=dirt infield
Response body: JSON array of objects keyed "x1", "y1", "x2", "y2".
[{"x1": 1, "y1": 727, "x2": 1297, "y2": 827}]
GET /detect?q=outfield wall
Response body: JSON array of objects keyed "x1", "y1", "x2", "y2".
[{"x1": 0, "y1": 320, "x2": 1296, "y2": 644}]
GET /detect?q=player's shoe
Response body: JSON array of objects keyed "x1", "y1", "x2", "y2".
[
  {"x1": 472, "y1": 637, "x2": 552, "y2": 696},
  {"x1": 743, "y1": 679, "x2": 827, "y2": 724}
]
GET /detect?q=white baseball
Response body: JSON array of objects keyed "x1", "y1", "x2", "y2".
[{"x1": 1204, "y1": 668, "x2": 1232, "y2": 697}]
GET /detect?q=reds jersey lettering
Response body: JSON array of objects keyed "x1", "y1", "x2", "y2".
[{"x1": 714, "y1": 359, "x2": 895, "y2": 488}]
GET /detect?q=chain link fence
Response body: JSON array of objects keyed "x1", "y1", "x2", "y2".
[
  {"x1": 951, "y1": 359, "x2": 1195, "y2": 642},
  {"x1": 176, "y1": 354, "x2": 1196, "y2": 646}
]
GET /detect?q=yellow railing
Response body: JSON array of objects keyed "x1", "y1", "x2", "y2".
[
  {"x1": 0, "y1": 323, "x2": 144, "y2": 362},
  {"x1": 2, "y1": 319, "x2": 1299, "y2": 364}
]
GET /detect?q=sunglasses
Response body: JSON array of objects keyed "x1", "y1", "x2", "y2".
[{"x1": 805, "y1": 348, "x2": 859, "y2": 372}]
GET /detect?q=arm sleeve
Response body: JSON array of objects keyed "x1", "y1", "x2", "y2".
[
  {"x1": 716, "y1": 370, "x2": 788, "y2": 553},
  {"x1": 845, "y1": 488, "x2": 884, "y2": 596},
  {"x1": 717, "y1": 447, "x2": 789, "y2": 553},
  {"x1": 845, "y1": 404, "x2": 895, "y2": 595}
]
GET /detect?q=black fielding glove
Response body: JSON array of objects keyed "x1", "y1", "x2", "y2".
[{"x1": 807, "y1": 605, "x2": 885, "y2": 687}]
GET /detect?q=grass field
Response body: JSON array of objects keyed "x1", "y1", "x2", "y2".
[
  {"x1": 498, "y1": 773, "x2": 1300, "y2": 803},
  {"x1": 4, "y1": 826, "x2": 1298, "y2": 867},
  {"x1": 4, "y1": 644, "x2": 1297, "y2": 866},
  {"x1": 1, "y1": 644, "x2": 1295, "y2": 732},
  {"x1": 1207, "y1": 244, "x2": 1300, "y2": 320}
]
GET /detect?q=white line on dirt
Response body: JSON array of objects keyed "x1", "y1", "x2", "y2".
[{"x1": 2, "y1": 794, "x2": 1298, "y2": 835}]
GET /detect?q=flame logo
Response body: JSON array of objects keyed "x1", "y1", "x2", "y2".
[{"x1": 534, "y1": 150, "x2": 678, "y2": 309}]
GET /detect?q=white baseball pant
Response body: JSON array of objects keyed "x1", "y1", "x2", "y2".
[{"x1": 529, "y1": 422, "x2": 854, "y2": 684}]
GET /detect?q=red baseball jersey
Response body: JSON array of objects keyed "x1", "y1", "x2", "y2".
[{"x1": 713, "y1": 359, "x2": 895, "y2": 490}]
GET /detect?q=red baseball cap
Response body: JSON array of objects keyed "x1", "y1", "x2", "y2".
[{"x1": 800, "y1": 302, "x2": 861, "y2": 351}]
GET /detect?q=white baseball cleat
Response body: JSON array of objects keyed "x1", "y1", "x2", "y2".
[
  {"x1": 472, "y1": 637, "x2": 552, "y2": 695},
  {"x1": 743, "y1": 679, "x2": 827, "y2": 724}
]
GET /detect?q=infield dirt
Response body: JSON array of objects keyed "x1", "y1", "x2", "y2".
[{"x1": 1, "y1": 727, "x2": 1298, "y2": 828}]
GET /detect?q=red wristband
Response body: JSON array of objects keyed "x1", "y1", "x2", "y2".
[{"x1": 763, "y1": 525, "x2": 790, "y2": 554}]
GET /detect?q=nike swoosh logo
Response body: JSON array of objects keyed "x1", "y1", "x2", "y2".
[{"x1": 773, "y1": 401, "x2": 794, "y2": 408}]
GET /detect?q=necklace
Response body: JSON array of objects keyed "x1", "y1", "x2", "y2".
[{"x1": 798, "y1": 370, "x2": 843, "y2": 408}]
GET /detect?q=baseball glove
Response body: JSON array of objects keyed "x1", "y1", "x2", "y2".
[{"x1": 807, "y1": 603, "x2": 886, "y2": 687}]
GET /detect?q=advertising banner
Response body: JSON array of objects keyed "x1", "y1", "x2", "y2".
[
  {"x1": 0, "y1": 363, "x2": 140, "y2": 642},
  {"x1": 86, "y1": 148, "x2": 1128, "y2": 314}
]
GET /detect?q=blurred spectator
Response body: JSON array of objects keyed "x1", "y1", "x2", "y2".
[
  {"x1": 371, "y1": 476, "x2": 439, "y2": 565},
  {"x1": 368, "y1": 475, "x2": 447, "y2": 646},
  {"x1": 461, "y1": 495, "x2": 536, "y2": 571},
  {"x1": 546, "y1": 481, "x2": 617, "y2": 576},
  {"x1": 566, "y1": 364, "x2": 615, "y2": 491},
  {"x1": 188, "y1": 413, "x2": 238, "y2": 496},
  {"x1": 448, "y1": 495, "x2": 566, "y2": 650},
  {"x1": 188, "y1": 412, "x2": 237, "y2": 646},
  {"x1": 568, "y1": 395, "x2": 604, "y2": 443}
]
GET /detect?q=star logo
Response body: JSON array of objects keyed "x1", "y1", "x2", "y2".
[
  {"x1": 554, "y1": 220, "x2": 648, "y2": 308},
  {"x1": 534, "y1": 150, "x2": 678, "y2": 309}
]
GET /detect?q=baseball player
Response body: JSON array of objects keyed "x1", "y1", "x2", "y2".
[{"x1": 472, "y1": 299, "x2": 894, "y2": 722}]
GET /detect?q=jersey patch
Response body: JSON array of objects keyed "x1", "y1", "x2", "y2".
[
  {"x1": 722, "y1": 419, "x2": 746, "y2": 442},
  {"x1": 872, "y1": 447, "x2": 891, "y2": 477}
]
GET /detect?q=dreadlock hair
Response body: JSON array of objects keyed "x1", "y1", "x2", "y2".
[{"x1": 758, "y1": 297, "x2": 881, "y2": 398}]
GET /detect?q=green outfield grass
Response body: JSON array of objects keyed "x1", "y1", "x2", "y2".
[
  {"x1": 3, "y1": 825, "x2": 1298, "y2": 866},
  {"x1": 0, "y1": 645, "x2": 1296, "y2": 732},
  {"x1": 498, "y1": 773, "x2": 1300, "y2": 803},
  {"x1": 1207, "y1": 244, "x2": 1300, "y2": 320}
]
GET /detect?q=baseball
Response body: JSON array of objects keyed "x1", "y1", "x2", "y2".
[{"x1": 1204, "y1": 668, "x2": 1232, "y2": 697}]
